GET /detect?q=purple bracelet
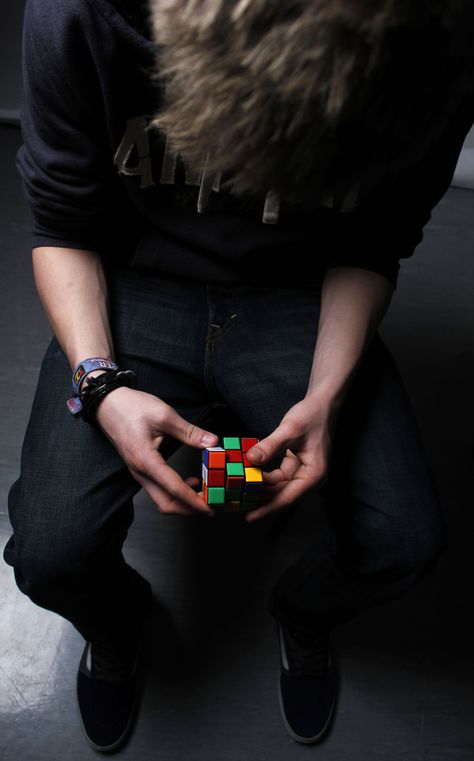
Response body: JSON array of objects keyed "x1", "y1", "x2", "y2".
[{"x1": 67, "y1": 357, "x2": 119, "y2": 416}]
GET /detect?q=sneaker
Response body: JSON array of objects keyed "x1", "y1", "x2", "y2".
[
  {"x1": 76, "y1": 636, "x2": 145, "y2": 752},
  {"x1": 276, "y1": 620, "x2": 338, "y2": 744}
]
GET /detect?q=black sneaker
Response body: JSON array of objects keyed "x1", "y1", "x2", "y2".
[
  {"x1": 276, "y1": 620, "x2": 338, "y2": 744},
  {"x1": 76, "y1": 636, "x2": 145, "y2": 753}
]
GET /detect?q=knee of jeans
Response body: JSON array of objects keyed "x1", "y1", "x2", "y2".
[
  {"x1": 7, "y1": 533, "x2": 105, "y2": 607},
  {"x1": 402, "y1": 526, "x2": 445, "y2": 578},
  {"x1": 6, "y1": 475, "x2": 133, "y2": 607},
  {"x1": 369, "y1": 512, "x2": 446, "y2": 580},
  {"x1": 346, "y1": 490, "x2": 447, "y2": 579}
]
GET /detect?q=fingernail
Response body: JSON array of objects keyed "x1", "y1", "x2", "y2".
[{"x1": 201, "y1": 434, "x2": 216, "y2": 446}]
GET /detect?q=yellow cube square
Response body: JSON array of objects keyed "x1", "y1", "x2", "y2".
[{"x1": 244, "y1": 467, "x2": 263, "y2": 484}]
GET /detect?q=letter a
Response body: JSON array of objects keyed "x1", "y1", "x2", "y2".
[{"x1": 114, "y1": 116, "x2": 154, "y2": 189}]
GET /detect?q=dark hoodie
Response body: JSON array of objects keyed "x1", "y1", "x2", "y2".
[{"x1": 15, "y1": 0, "x2": 474, "y2": 289}]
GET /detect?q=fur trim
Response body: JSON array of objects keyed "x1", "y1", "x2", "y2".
[{"x1": 149, "y1": 0, "x2": 474, "y2": 206}]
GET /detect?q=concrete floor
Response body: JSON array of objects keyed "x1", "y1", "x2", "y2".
[{"x1": 1, "y1": 124, "x2": 473, "y2": 760}]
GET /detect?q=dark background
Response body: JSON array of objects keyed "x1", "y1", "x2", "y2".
[
  {"x1": 1, "y1": 3, "x2": 473, "y2": 760},
  {"x1": 0, "y1": 0, "x2": 25, "y2": 121}
]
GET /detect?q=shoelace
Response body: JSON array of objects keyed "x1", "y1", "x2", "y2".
[{"x1": 284, "y1": 626, "x2": 330, "y2": 676}]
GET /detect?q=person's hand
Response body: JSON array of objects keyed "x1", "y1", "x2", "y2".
[
  {"x1": 244, "y1": 393, "x2": 341, "y2": 522},
  {"x1": 93, "y1": 384, "x2": 219, "y2": 517}
]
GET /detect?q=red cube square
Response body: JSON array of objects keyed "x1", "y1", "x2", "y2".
[
  {"x1": 227, "y1": 450, "x2": 243, "y2": 463},
  {"x1": 208, "y1": 469, "x2": 225, "y2": 487},
  {"x1": 241, "y1": 438, "x2": 259, "y2": 452}
]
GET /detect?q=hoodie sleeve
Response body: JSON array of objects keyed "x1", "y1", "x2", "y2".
[
  {"x1": 325, "y1": 93, "x2": 474, "y2": 290},
  {"x1": 15, "y1": 0, "x2": 126, "y2": 255}
]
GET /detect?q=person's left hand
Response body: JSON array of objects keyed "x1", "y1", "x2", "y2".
[{"x1": 244, "y1": 393, "x2": 341, "y2": 522}]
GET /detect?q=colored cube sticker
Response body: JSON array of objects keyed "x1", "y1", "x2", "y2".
[
  {"x1": 202, "y1": 437, "x2": 263, "y2": 513},
  {"x1": 244, "y1": 467, "x2": 263, "y2": 484},
  {"x1": 223, "y1": 437, "x2": 241, "y2": 450},
  {"x1": 207, "y1": 487, "x2": 225, "y2": 505},
  {"x1": 202, "y1": 463, "x2": 225, "y2": 487},
  {"x1": 241, "y1": 438, "x2": 258, "y2": 452},
  {"x1": 226, "y1": 462, "x2": 244, "y2": 477},
  {"x1": 227, "y1": 450, "x2": 243, "y2": 463},
  {"x1": 207, "y1": 447, "x2": 226, "y2": 469}
]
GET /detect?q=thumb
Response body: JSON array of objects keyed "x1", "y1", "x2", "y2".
[
  {"x1": 165, "y1": 408, "x2": 219, "y2": 450},
  {"x1": 246, "y1": 425, "x2": 293, "y2": 466}
]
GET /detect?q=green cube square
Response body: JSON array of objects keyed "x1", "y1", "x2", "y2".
[
  {"x1": 226, "y1": 462, "x2": 244, "y2": 477},
  {"x1": 223, "y1": 437, "x2": 241, "y2": 450},
  {"x1": 207, "y1": 487, "x2": 225, "y2": 504}
]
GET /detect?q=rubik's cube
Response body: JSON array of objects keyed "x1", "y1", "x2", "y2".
[{"x1": 202, "y1": 437, "x2": 263, "y2": 512}]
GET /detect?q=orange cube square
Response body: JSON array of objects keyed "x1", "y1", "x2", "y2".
[{"x1": 208, "y1": 449, "x2": 226, "y2": 468}]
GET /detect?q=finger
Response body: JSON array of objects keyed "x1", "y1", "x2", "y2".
[
  {"x1": 245, "y1": 500, "x2": 296, "y2": 523},
  {"x1": 186, "y1": 477, "x2": 215, "y2": 515},
  {"x1": 246, "y1": 481, "x2": 311, "y2": 520},
  {"x1": 135, "y1": 451, "x2": 214, "y2": 515},
  {"x1": 246, "y1": 468, "x2": 321, "y2": 521},
  {"x1": 155, "y1": 462, "x2": 214, "y2": 514},
  {"x1": 160, "y1": 407, "x2": 220, "y2": 451},
  {"x1": 245, "y1": 424, "x2": 297, "y2": 467},
  {"x1": 133, "y1": 470, "x2": 197, "y2": 516},
  {"x1": 261, "y1": 470, "x2": 286, "y2": 486},
  {"x1": 262, "y1": 451, "x2": 300, "y2": 485},
  {"x1": 259, "y1": 480, "x2": 289, "y2": 499},
  {"x1": 253, "y1": 481, "x2": 289, "y2": 509}
]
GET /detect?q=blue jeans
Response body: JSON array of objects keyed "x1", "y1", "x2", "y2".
[{"x1": 3, "y1": 267, "x2": 446, "y2": 646}]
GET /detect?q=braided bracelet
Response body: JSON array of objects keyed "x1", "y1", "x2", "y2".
[
  {"x1": 80, "y1": 369, "x2": 138, "y2": 427},
  {"x1": 67, "y1": 357, "x2": 119, "y2": 416}
]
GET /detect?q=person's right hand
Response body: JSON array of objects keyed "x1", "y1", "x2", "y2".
[{"x1": 93, "y1": 384, "x2": 219, "y2": 517}]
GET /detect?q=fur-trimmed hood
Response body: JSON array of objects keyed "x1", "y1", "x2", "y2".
[{"x1": 148, "y1": 0, "x2": 474, "y2": 208}]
